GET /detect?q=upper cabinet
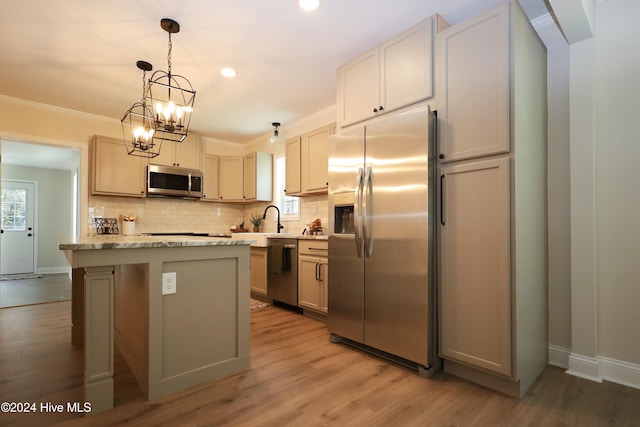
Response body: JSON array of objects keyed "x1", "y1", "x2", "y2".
[
  {"x1": 285, "y1": 123, "x2": 335, "y2": 196},
  {"x1": 91, "y1": 135, "x2": 146, "y2": 198},
  {"x1": 244, "y1": 151, "x2": 273, "y2": 202},
  {"x1": 218, "y1": 152, "x2": 273, "y2": 203},
  {"x1": 201, "y1": 153, "x2": 219, "y2": 201},
  {"x1": 437, "y1": 3, "x2": 509, "y2": 162},
  {"x1": 285, "y1": 136, "x2": 301, "y2": 195},
  {"x1": 218, "y1": 156, "x2": 244, "y2": 202},
  {"x1": 151, "y1": 135, "x2": 201, "y2": 169},
  {"x1": 336, "y1": 15, "x2": 448, "y2": 128}
]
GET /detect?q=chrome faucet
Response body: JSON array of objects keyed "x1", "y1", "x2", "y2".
[{"x1": 262, "y1": 205, "x2": 284, "y2": 233}]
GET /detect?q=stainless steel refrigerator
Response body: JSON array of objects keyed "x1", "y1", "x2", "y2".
[{"x1": 328, "y1": 106, "x2": 437, "y2": 375}]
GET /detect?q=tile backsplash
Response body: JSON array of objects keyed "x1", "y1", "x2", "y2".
[{"x1": 88, "y1": 194, "x2": 328, "y2": 236}]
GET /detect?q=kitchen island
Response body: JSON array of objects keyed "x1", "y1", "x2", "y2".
[{"x1": 59, "y1": 235, "x2": 254, "y2": 415}]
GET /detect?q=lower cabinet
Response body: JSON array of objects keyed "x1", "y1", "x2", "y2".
[
  {"x1": 250, "y1": 247, "x2": 268, "y2": 296},
  {"x1": 439, "y1": 158, "x2": 511, "y2": 376},
  {"x1": 298, "y1": 240, "x2": 328, "y2": 313}
]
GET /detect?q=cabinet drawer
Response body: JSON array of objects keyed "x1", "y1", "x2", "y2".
[{"x1": 298, "y1": 240, "x2": 328, "y2": 257}]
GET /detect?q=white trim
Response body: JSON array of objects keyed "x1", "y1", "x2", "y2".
[
  {"x1": 37, "y1": 266, "x2": 71, "y2": 275},
  {"x1": 567, "y1": 353, "x2": 601, "y2": 382},
  {"x1": 565, "y1": 352, "x2": 640, "y2": 390},
  {"x1": 550, "y1": 348, "x2": 640, "y2": 390},
  {"x1": 548, "y1": 344, "x2": 571, "y2": 369},
  {"x1": 599, "y1": 357, "x2": 640, "y2": 390},
  {"x1": 531, "y1": 13, "x2": 555, "y2": 30}
]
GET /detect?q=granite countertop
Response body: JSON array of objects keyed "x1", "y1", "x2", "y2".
[
  {"x1": 277, "y1": 234, "x2": 328, "y2": 241},
  {"x1": 59, "y1": 235, "x2": 255, "y2": 251}
]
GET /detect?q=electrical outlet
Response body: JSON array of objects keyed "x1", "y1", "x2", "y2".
[{"x1": 162, "y1": 272, "x2": 176, "y2": 295}]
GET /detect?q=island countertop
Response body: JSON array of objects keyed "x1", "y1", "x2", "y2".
[{"x1": 59, "y1": 235, "x2": 255, "y2": 251}]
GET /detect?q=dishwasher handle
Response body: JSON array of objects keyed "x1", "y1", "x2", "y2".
[{"x1": 283, "y1": 244, "x2": 297, "y2": 249}]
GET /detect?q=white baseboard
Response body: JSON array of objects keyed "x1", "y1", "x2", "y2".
[
  {"x1": 556, "y1": 349, "x2": 640, "y2": 390},
  {"x1": 548, "y1": 344, "x2": 570, "y2": 369},
  {"x1": 599, "y1": 356, "x2": 640, "y2": 390},
  {"x1": 37, "y1": 266, "x2": 71, "y2": 275},
  {"x1": 567, "y1": 353, "x2": 602, "y2": 382}
]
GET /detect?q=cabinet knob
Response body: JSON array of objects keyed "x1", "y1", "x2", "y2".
[
  {"x1": 379, "y1": 105, "x2": 384, "y2": 111},
  {"x1": 373, "y1": 107, "x2": 378, "y2": 113},
  {"x1": 439, "y1": 154, "x2": 445, "y2": 159}
]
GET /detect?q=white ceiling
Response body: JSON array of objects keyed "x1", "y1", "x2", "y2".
[{"x1": 1, "y1": 0, "x2": 550, "y2": 168}]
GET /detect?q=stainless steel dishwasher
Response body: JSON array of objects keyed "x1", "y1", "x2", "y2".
[{"x1": 267, "y1": 238, "x2": 300, "y2": 311}]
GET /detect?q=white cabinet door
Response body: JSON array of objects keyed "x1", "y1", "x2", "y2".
[
  {"x1": 201, "y1": 153, "x2": 219, "y2": 201},
  {"x1": 301, "y1": 125, "x2": 331, "y2": 193},
  {"x1": 218, "y1": 156, "x2": 244, "y2": 201},
  {"x1": 298, "y1": 255, "x2": 322, "y2": 311},
  {"x1": 380, "y1": 18, "x2": 433, "y2": 112},
  {"x1": 285, "y1": 136, "x2": 301, "y2": 195},
  {"x1": 175, "y1": 136, "x2": 200, "y2": 169},
  {"x1": 244, "y1": 152, "x2": 257, "y2": 200},
  {"x1": 250, "y1": 247, "x2": 268, "y2": 296},
  {"x1": 437, "y1": 4, "x2": 509, "y2": 162},
  {"x1": 439, "y1": 157, "x2": 511, "y2": 376},
  {"x1": 337, "y1": 49, "x2": 380, "y2": 127}
]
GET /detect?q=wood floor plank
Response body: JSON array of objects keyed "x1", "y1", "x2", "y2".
[{"x1": 0, "y1": 301, "x2": 639, "y2": 426}]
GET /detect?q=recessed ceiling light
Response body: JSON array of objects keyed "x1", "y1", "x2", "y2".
[
  {"x1": 220, "y1": 68, "x2": 237, "y2": 78},
  {"x1": 299, "y1": 0, "x2": 320, "y2": 12}
]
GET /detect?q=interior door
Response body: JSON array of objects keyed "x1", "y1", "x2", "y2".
[{"x1": 1, "y1": 180, "x2": 36, "y2": 275}]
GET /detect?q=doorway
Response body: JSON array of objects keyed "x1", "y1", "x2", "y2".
[{"x1": 1, "y1": 180, "x2": 36, "y2": 275}]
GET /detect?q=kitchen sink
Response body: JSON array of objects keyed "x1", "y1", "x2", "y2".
[{"x1": 230, "y1": 232, "x2": 293, "y2": 247}]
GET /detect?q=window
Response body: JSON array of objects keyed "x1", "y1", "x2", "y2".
[
  {"x1": 1, "y1": 187, "x2": 27, "y2": 231},
  {"x1": 274, "y1": 155, "x2": 299, "y2": 220}
]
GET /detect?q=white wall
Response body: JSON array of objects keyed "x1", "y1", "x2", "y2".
[
  {"x1": 564, "y1": 0, "x2": 640, "y2": 387},
  {"x1": 593, "y1": 0, "x2": 640, "y2": 365},
  {"x1": 533, "y1": 17, "x2": 573, "y2": 356}
]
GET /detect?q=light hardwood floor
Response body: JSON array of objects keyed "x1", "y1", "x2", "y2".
[{"x1": 1, "y1": 301, "x2": 639, "y2": 426}]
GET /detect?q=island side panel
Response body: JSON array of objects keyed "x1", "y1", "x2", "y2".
[
  {"x1": 83, "y1": 265, "x2": 115, "y2": 414},
  {"x1": 147, "y1": 245, "x2": 251, "y2": 400}
]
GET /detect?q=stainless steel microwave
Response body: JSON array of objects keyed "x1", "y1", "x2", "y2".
[{"x1": 147, "y1": 164, "x2": 203, "y2": 198}]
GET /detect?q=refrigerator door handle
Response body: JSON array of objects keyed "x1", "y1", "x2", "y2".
[
  {"x1": 363, "y1": 165, "x2": 373, "y2": 258},
  {"x1": 354, "y1": 167, "x2": 364, "y2": 258}
]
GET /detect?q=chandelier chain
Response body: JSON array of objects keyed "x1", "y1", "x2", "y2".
[
  {"x1": 141, "y1": 69, "x2": 147, "y2": 101},
  {"x1": 167, "y1": 32, "x2": 172, "y2": 76}
]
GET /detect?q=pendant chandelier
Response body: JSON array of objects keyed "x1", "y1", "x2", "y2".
[
  {"x1": 147, "y1": 18, "x2": 196, "y2": 144},
  {"x1": 121, "y1": 60, "x2": 161, "y2": 158}
]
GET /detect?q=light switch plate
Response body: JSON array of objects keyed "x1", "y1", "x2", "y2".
[{"x1": 162, "y1": 272, "x2": 177, "y2": 295}]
